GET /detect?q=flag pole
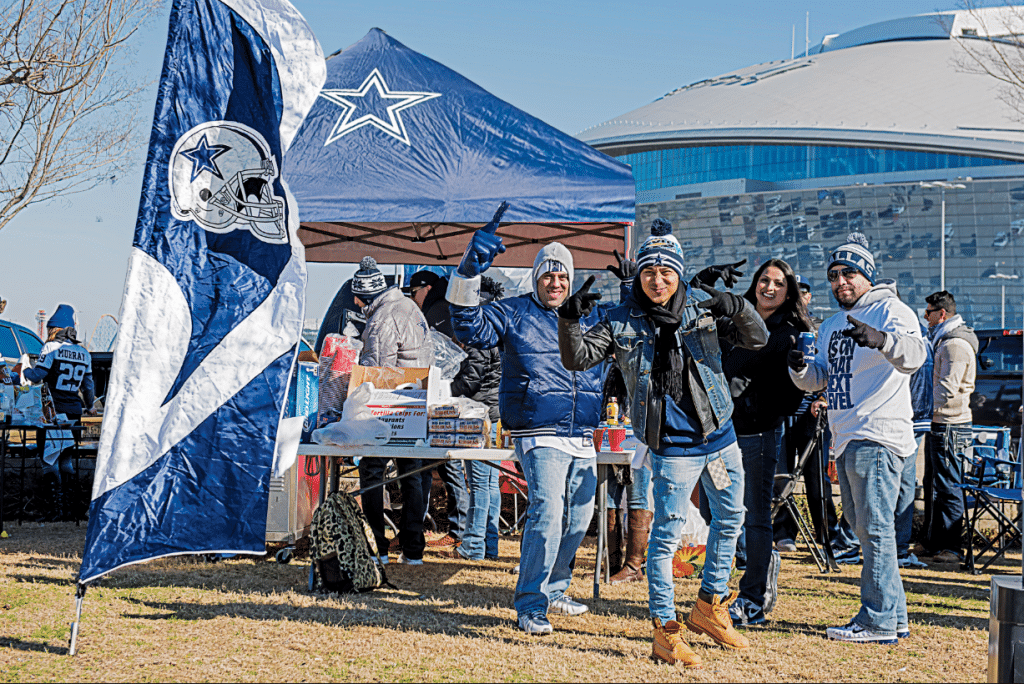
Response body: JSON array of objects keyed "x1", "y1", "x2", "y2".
[{"x1": 68, "y1": 582, "x2": 87, "y2": 656}]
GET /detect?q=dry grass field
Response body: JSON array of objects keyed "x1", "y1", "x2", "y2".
[{"x1": 0, "y1": 522, "x2": 1006, "y2": 682}]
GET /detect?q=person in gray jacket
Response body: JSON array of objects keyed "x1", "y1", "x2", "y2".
[
  {"x1": 920, "y1": 290, "x2": 978, "y2": 563},
  {"x1": 353, "y1": 256, "x2": 434, "y2": 565}
]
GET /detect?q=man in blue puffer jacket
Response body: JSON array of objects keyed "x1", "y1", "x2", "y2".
[{"x1": 446, "y1": 202, "x2": 616, "y2": 635}]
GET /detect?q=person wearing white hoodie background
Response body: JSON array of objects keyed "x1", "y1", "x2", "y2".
[{"x1": 788, "y1": 233, "x2": 927, "y2": 645}]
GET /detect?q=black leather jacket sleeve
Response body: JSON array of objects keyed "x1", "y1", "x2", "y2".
[
  {"x1": 559, "y1": 317, "x2": 614, "y2": 371},
  {"x1": 717, "y1": 298, "x2": 769, "y2": 350}
]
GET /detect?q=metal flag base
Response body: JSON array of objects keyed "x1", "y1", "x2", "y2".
[{"x1": 68, "y1": 582, "x2": 87, "y2": 656}]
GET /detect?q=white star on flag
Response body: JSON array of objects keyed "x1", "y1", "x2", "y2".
[{"x1": 319, "y1": 68, "x2": 440, "y2": 146}]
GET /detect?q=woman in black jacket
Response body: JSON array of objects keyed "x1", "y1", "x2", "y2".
[{"x1": 719, "y1": 258, "x2": 813, "y2": 627}]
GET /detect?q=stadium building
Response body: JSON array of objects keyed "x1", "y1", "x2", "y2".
[{"x1": 578, "y1": 7, "x2": 1024, "y2": 328}]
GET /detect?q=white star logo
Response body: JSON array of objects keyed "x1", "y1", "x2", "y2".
[{"x1": 319, "y1": 68, "x2": 441, "y2": 147}]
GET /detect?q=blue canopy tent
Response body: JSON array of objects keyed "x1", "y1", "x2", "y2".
[{"x1": 283, "y1": 29, "x2": 635, "y2": 269}]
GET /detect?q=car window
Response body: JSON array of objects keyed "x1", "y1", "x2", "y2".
[
  {"x1": 14, "y1": 328, "x2": 42, "y2": 357},
  {"x1": 978, "y1": 336, "x2": 1023, "y2": 373},
  {"x1": 0, "y1": 325, "x2": 19, "y2": 360}
]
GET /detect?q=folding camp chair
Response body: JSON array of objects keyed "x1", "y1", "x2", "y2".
[
  {"x1": 499, "y1": 460, "x2": 528, "y2": 535},
  {"x1": 959, "y1": 450, "x2": 1022, "y2": 574}
]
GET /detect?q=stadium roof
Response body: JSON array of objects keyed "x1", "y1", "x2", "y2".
[{"x1": 578, "y1": 7, "x2": 1024, "y2": 161}]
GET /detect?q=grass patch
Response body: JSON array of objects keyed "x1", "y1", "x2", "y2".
[{"x1": 0, "y1": 522, "x2": 1002, "y2": 682}]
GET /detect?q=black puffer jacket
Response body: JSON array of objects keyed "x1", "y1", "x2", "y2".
[
  {"x1": 421, "y1": 276, "x2": 455, "y2": 338},
  {"x1": 722, "y1": 309, "x2": 806, "y2": 436},
  {"x1": 451, "y1": 345, "x2": 501, "y2": 422}
]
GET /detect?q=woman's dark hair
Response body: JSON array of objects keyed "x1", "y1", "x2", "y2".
[{"x1": 741, "y1": 258, "x2": 813, "y2": 332}]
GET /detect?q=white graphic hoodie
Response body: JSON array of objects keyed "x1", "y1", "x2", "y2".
[{"x1": 790, "y1": 280, "x2": 927, "y2": 460}]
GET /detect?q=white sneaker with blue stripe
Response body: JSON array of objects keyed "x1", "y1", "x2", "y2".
[
  {"x1": 549, "y1": 595, "x2": 589, "y2": 616},
  {"x1": 518, "y1": 614, "x2": 553, "y2": 635},
  {"x1": 826, "y1": 621, "x2": 898, "y2": 644}
]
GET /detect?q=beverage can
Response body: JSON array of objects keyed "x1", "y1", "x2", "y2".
[{"x1": 797, "y1": 331, "x2": 817, "y2": 360}]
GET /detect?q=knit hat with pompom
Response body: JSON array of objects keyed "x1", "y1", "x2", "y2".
[
  {"x1": 829, "y1": 232, "x2": 876, "y2": 284},
  {"x1": 352, "y1": 256, "x2": 388, "y2": 302},
  {"x1": 635, "y1": 218, "x2": 684, "y2": 279}
]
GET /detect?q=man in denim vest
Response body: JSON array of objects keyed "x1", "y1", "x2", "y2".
[{"x1": 558, "y1": 219, "x2": 768, "y2": 667}]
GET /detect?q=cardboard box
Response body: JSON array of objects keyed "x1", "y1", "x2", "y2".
[{"x1": 348, "y1": 366, "x2": 445, "y2": 442}]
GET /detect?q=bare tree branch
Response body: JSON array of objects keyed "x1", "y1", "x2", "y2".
[
  {"x1": 953, "y1": 2, "x2": 1024, "y2": 122},
  {"x1": 0, "y1": 0, "x2": 162, "y2": 231}
]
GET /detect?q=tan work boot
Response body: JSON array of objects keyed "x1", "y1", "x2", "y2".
[
  {"x1": 610, "y1": 509, "x2": 653, "y2": 585},
  {"x1": 685, "y1": 591, "x2": 751, "y2": 650},
  {"x1": 651, "y1": 618, "x2": 702, "y2": 667}
]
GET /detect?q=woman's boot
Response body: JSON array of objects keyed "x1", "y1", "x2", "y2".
[
  {"x1": 610, "y1": 509, "x2": 653, "y2": 584},
  {"x1": 607, "y1": 508, "x2": 623, "y2": 576}
]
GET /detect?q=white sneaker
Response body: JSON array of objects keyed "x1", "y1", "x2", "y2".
[
  {"x1": 397, "y1": 552, "x2": 423, "y2": 566},
  {"x1": 775, "y1": 538, "x2": 798, "y2": 553},
  {"x1": 549, "y1": 595, "x2": 589, "y2": 616},
  {"x1": 518, "y1": 614, "x2": 553, "y2": 635},
  {"x1": 826, "y1": 621, "x2": 898, "y2": 644}
]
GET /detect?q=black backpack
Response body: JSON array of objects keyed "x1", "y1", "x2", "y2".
[{"x1": 308, "y1": 492, "x2": 392, "y2": 593}]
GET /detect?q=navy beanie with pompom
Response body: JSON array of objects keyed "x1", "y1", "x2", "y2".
[
  {"x1": 635, "y1": 218, "x2": 685, "y2": 278},
  {"x1": 829, "y1": 232, "x2": 876, "y2": 284},
  {"x1": 352, "y1": 256, "x2": 388, "y2": 302}
]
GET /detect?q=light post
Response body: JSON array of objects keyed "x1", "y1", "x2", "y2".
[
  {"x1": 988, "y1": 272, "x2": 1019, "y2": 328},
  {"x1": 920, "y1": 181, "x2": 966, "y2": 290}
]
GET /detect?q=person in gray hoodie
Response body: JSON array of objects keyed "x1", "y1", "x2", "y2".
[
  {"x1": 353, "y1": 256, "x2": 434, "y2": 566},
  {"x1": 920, "y1": 290, "x2": 978, "y2": 563},
  {"x1": 788, "y1": 233, "x2": 927, "y2": 645}
]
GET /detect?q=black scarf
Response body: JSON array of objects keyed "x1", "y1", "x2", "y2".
[{"x1": 631, "y1": 280, "x2": 688, "y2": 405}]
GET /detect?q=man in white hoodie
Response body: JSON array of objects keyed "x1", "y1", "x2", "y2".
[{"x1": 788, "y1": 233, "x2": 927, "y2": 644}]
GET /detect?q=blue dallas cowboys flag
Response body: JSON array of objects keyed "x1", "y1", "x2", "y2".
[{"x1": 78, "y1": 0, "x2": 325, "y2": 583}]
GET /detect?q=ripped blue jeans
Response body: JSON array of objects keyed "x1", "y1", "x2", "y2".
[{"x1": 647, "y1": 442, "x2": 746, "y2": 623}]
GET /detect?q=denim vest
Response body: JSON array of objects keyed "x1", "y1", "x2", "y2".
[{"x1": 604, "y1": 286, "x2": 734, "y2": 438}]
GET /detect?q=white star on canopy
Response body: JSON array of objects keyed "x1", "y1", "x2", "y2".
[{"x1": 319, "y1": 68, "x2": 440, "y2": 146}]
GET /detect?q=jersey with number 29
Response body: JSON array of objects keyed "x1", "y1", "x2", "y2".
[{"x1": 29, "y1": 340, "x2": 95, "y2": 417}]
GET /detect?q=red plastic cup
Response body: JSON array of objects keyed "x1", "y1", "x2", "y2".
[
  {"x1": 608, "y1": 427, "x2": 627, "y2": 452},
  {"x1": 592, "y1": 428, "x2": 605, "y2": 452}
]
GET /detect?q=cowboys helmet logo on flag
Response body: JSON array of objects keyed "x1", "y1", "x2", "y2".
[{"x1": 78, "y1": 0, "x2": 325, "y2": 583}]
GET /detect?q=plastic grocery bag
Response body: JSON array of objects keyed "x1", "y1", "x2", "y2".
[
  {"x1": 679, "y1": 502, "x2": 709, "y2": 546},
  {"x1": 318, "y1": 334, "x2": 362, "y2": 427},
  {"x1": 311, "y1": 382, "x2": 390, "y2": 447},
  {"x1": 430, "y1": 330, "x2": 467, "y2": 381},
  {"x1": 12, "y1": 385, "x2": 44, "y2": 425}
]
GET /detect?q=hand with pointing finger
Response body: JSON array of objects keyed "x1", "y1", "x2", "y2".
[
  {"x1": 558, "y1": 275, "x2": 602, "y2": 319},
  {"x1": 695, "y1": 283, "x2": 745, "y2": 318},
  {"x1": 458, "y1": 201, "x2": 509, "y2": 278},
  {"x1": 693, "y1": 259, "x2": 747, "y2": 289},
  {"x1": 841, "y1": 315, "x2": 887, "y2": 349}
]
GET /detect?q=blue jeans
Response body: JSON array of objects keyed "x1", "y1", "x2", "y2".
[
  {"x1": 459, "y1": 460, "x2": 501, "y2": 560},
  {"x1": 606, "y1": 462, "x2": 653, "y2": 510},
  {"x1": 736, "y1": 426, "x2": 782, "y2": 608},
  {"x1": 421, "y1": 460, "x2": 469, "y2": 540},
  {"x1": 895, "y1": 434, "x2": 924, "y2": 556},
  {"x1": 924, "y1": 423, "x2": 971, "y2": 554},
  {"x1": 648, "y1": 442, "x2": 745, "y2": 624},
  {"x1": 514, "y1": 445, "x2": 597, "y2": 618},
  {"x1": 836, "y1": 440, "x2": 907, "y2": 635}
]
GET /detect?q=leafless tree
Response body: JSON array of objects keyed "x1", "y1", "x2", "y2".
[
  {"x1": 0, "y1": 0, "x2": 161, "y2": 231},
  {"x1": 953, "y1": 3, "x2": 1024, "y2": 122}
]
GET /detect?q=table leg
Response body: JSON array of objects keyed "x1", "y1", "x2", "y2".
[
  {"x1": 0, "y1": 425, "x2": 7, "y2": 537},
  {"x1": 594, "y1": 462, "x2": 608, "y2": 599}
]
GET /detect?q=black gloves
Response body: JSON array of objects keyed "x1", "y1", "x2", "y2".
[
  {"x1": 558, "y1": 275, "x2": 602, "y2": 319},
  {"x1": 606, "y1": 249, "x2": 638, "y2": 282},
  {"x1": 693, "y1": 259, "x2": 747, "y2": 289},
  {"x1": 842, "y1": 315, "x2": 887, "y2": 349},
  {"x1": 696, "y1": 283, "x2": 745, "y2": 318},
  {"x1": 787, "y1": 335, "x2": 807, "y2": 371}
]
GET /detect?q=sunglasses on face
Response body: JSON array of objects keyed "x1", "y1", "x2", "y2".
[
  {"x1": 827, "y1": 267, "x2": 859, "y2": 283},
  {"x1": 924, "y1": 308, "x2": 941, "y2": 316}
]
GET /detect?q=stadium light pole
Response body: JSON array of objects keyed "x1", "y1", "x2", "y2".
[
  {"x1": 920, "y1": 181, "x2": 966, "y2": 290},
  {"x1": 988, "y1": 272, "x2": 1019, "y2": 328}
]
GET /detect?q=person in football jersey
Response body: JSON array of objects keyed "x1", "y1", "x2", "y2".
[{"x1": 15, "y1": 304, "x2": 96, "y2": 520}]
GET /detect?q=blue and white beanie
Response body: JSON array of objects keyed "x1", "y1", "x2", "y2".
[
  {"x1": 829, "y1": 232, "x2": 876, "y2": 284},
  {"x1": 352, "y1": 256, "x2": 388, "y2": 302},
  {"x1": 636, "y1": 218, "x2": 684, "y2": 279}
]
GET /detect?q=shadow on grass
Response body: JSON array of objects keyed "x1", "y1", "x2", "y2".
[
  {"x1": 823, "y1": 573, "x2": 990, "y2": 603},
  {"x1": 0, "y1": 636, "x2": 68, "y2": 656},
  {"x1": 906, "y1": 611, "x2": 987, "y2": 631}
]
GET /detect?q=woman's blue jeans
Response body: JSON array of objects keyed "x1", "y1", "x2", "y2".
[
  {"x1": 606, "y1": 462, "x2": 653, "y2": 510},
  {"x1": 459, "y1": 460, "x2": 500, "y2": 560},
  {"x1": 836, "y1": 440, "x2": 907, "y2": 636},
  {"x1": 648, "y1": 442, "x2": 745, "y2": 624},
  {"x1": 514, "y1": 444, "x2": 597, "y2": 619},
  {"x1": 736, "y1": 426, "x2": 782, "y2": 608}
]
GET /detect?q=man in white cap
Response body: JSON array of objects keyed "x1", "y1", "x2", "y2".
[{"x1": 788, "y1": 233, "x2": 927, "y2": 644}]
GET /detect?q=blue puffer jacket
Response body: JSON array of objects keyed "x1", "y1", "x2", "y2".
[
  {"x1": 450, "y1": 294, "x2": 604, "y2": 439},
  {"x1": 910, "y1": 320, "x2": 934, "y2": 434}
]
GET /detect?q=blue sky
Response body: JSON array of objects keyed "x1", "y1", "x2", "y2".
[{"x1": 2, "y1": 0, "x2": 958, "y2": 339}]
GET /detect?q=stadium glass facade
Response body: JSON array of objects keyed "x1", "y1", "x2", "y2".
[
  {"x1": 620, "y1": 145, "x2": 1018, "y2": 192},
  {"x1": 629, "y1": 175, "x2": 1024, "y2": 330}
]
